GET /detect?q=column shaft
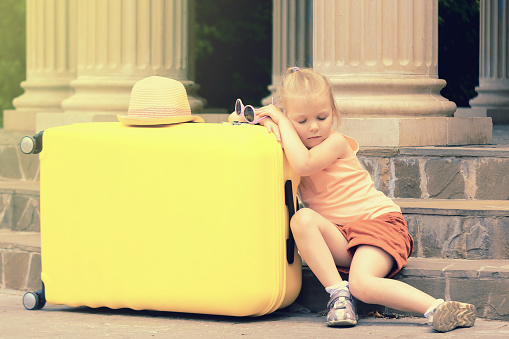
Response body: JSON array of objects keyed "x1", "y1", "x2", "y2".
[
  {"x1": 61, "y1": 0, "x2": 203, "y2": 116},
  {"x1": 313, "y1": 0, "x2": 456, "y2": 117},
  {"x1": 469, "y1": 0, "x2": 509, "y2": 123},
  {"x1": 263, "y1": 0, "x2": 312, "y2": 105},
  {"x1": 13, "y1": 0, "x2": 77, "y2": 111}
]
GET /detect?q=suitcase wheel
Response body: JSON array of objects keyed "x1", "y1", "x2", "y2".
[{"x1": 23, "y1": 289, "x2": 46, "y2": 310}]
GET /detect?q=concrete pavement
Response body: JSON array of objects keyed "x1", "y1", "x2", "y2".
[{"x1": 2, "y1": 289, "x2": 509, "y2": 338}]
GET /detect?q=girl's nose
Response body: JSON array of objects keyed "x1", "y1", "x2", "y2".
[{"x1": 310, "y1": 121, "x2": 319, "y2": 131}]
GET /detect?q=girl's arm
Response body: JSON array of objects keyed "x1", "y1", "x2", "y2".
[
  {"x1": 229, "y1": 111, "x2": 282, "y2": 143},
  {"x1": 257, "y1": 106, "x2": 351, "y2": 176}
]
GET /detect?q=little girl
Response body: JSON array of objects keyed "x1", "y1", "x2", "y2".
[{"x1": 254, "y1": 67, "x2": 476, "y2": 332}]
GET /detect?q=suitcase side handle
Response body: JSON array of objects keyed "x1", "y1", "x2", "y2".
[
  {"x1": 284, "y1": 180, "x2": 297, "y2": 264},
  {"x1": 20, "y1": 131, "x2": 44, "y2": 154}
]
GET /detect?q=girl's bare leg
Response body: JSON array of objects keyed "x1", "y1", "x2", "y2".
[
  {"x1": 348, "y1": 245, "x2": 436, "y2": 314},
  {"x1": 290, "y1": 208, "x2": 351, "y2": 287}
]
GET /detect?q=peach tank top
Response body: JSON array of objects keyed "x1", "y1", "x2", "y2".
[{"x1": 299, "y1": 133, "x2": 400, "y2": 226}]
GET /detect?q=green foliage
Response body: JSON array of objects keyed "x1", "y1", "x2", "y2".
[
  {"x1": 194, "y1": 0, "x2": 272, "y2": 109},
  {"x1": 0, "y1": 0, "x2": 26, "y2": 127},
  {"x1": 438, "y1": 0, "x2": 480, "y2": 107}
]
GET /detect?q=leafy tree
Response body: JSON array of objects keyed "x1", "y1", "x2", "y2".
[
  {"x1": 0, "y1": 0, "x2": 26, "y2": 127},
  {"x1": 194, "y1": 0, "x2": 272, "y2": 110},
  {"x1": 438, "y1": 0, "x2": 480, "y2": 107}
]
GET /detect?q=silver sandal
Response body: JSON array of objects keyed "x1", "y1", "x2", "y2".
[
  {"x1": 326, "y1": 288, "x2": 358, "y2": 327},
  {"x1": 432, "y1": 301, "x2": 476, "y2": 332}
]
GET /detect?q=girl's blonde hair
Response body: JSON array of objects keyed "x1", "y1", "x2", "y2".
[{"x1": 274, "y1": 67, "x2": 340, "y2": 126}]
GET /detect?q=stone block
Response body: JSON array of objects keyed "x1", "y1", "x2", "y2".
[
  {"x1": 35, "y1": 111, "x2": 118, "y2": 131},
  {"x1": 340, "y1": 118, "x2": 401, "y2": 147},
  {"x1": 26, "y1": 253, "x2": 42, "y2": 290},
  {"x1": 0, "y1": 147, "x2": 22, "y2": 180},
  {"x1": 0, "y1": 194, "x2": 13, "y2": 230},
  {"x1": 15, "y1": 196, "x2": 40, "y2": 232},
  {"x1": 404, "y1": 214, "x2": 421, "y2": 257},
  {"x1": 475, "y1": 158, "x2": 509, "y2": 200},
  {"x1": 393, "y1": 159, "x2": 421, "y2": 198},
  {"x1": 2, "y1": 110, "x2": 37, "y2": 132},
  {"x1": 295, "y1": 269, "x2": 329, "y2": 313},
  {"x1": 414, "y1": 214, "x2": 465, "y2": 258},
  {"x1": 465, "y1": 217, "x2": 509, "y2": 259},
  {"x1": 399, "y1": 118, "x2": 448, "y2": 146},
  {"x1": 358, "y1": 157, "x2": 391, "y2": 196},
  {"x1": 478, "y1": 263, "x2": 509, "y2": 279},
  {"x1": 447, "y1": 117, "x2": 492, "y2": 145},
  {"x1": 4, "y1": 251, "x2": 29, "y2": 290},
  {"x1": 450, "y1": 279, "x2": 509, "y2": 320},
  {"x1": 0, "y1": 252, "x2": 3, "y2": 287},
  {"x1": 339, "y1": 117, "x2": 491, "y2": 147},
  {"x1": 424, "y1": 159, "x2": 466, "y2": 199},
  {"x1": 18, "y1": 151, "x2": 40, "y2": 182},
  {"x1": 12, "y1": 195, "x2": 40, "y2": 232},
  {"x1": 392, "y1": 276, "x2": 446, "y2": 300}
]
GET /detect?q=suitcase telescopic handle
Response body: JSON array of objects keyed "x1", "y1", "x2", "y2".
[
  {"x1": 20, "y1": 131, "x2": 44, "y2": 155},
  {"x1": 284, "y1": 180, "x2": 297, "y2": 264}
]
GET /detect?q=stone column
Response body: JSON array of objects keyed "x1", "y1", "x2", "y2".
[
  {"x1": 262, "y1": 0, "x2": 312, "y2": 105},
  {"x1": 3, "y1": 0, "x2": 77, "y2": 131},
  {"x1": 469, "y1": 0, "x2": 509, "y2": 124},
  {"x1": 313, "y1": 0, "x2": 492, "y2": 146},
  {"x1": 38, "y1": 0, "x2": 204, "y2": 129}
]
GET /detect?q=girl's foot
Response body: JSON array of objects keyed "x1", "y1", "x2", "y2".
[
  {"x1": 326, "y1": 288, "x2": 358, "y2": 327},
  {"x1": 432, "y1": 301, "x2": 476, "y2": 332}
]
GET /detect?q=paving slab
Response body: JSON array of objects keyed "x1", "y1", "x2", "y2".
[{"x1": 1, "y1": 289, "x2": 509, "y2": 339}]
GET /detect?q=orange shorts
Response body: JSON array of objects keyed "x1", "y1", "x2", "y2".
[{"x1": 335, "y1": 212, "x2": 414, "y2": 278}]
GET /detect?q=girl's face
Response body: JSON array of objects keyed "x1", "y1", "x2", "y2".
[{"x1": 285, "y1": 92, "x2": 335, "y2": 149}]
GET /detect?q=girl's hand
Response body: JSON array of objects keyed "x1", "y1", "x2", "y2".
[
  {"x1": 256, "y1": 104, "x2": 286, "y2": 125},
  {"x1": 259, "y1": 117, "x2": 281, "y2": 144}
]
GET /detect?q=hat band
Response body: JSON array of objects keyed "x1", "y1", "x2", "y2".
[{"x1": 128, "y1": 106, "x2": 191, "y2": 118}]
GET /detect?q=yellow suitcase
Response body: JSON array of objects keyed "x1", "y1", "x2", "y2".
[{"x1": 23, "y1": 122, "x2": 301, "y2": 316}]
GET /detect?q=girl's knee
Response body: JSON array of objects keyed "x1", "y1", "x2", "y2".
[
  {"x1": 290, "y1": 208, "x2": 318, "y2": 234},
  {"x1": 348, "y1": 274, "x2": 375, "y2": 303}
]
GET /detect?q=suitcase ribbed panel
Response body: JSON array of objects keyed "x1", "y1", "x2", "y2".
[{"x1": 39, "y1": 122, "x2": 301, "y2": 316}]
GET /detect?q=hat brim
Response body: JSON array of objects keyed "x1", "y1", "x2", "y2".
[{"x1": 117, "y1": 114, "x2": 204, "y2": 126}]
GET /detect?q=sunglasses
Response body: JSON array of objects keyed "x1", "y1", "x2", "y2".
[{"x1": 235, "y1": 99, "x2": 267, "y2": 124}]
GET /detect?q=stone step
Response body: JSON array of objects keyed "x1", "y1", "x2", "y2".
[
  {"x1": 297, "y1": 257, "x2": 509, "y2": 321},
  {"x1": 359, "y1": 143, "x2": 509, "y2": 200},
  {"x1": 396, "y1": 198, "x2": 509, "y2": 260},
  {"x1": 0, "y1": 180, "x2": 40, "y2": 232},
  {"x1": 2, "y1": 177, "x2": 508, "y2": 260},
  {"x1": 1, "y1": 230, "x2": 507, "y2": 321},
  {"x1": 0, "y1": 230, "x2": 41, "y2": 291}
]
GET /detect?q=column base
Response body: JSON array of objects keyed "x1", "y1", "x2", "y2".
[
  {"x1": 338, "y1": 117, "x2": 492, "y2": 147},
  {"x1": 328, "y1": 77, "x2": 457, "y2": 117},
  {"x1": 456, "y1": 107, "x2": 509, "y2": 125},
  {"x1": 3, "y1": 110, "x2": 38, "y2": 132},
  {"x1": 35, "y1": 112, "x2": 118, "y2": 131},
  {"x1": 35, "y1": 111, "x2": 228, "y2": 131},
  {"x1": 61, "y1": 77, "x2": 206, "y2": 115}
]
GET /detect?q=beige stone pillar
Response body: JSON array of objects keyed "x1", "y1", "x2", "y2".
[
  {"x1": 262, "y1": 0, "x2": 312, "y2": 105},
  {"x1": 313, "y1": 0, "x2": 492, "y2": 146},
  {"x1": 37, "y1": 0, "x2": 204, "y2": 130},
  {"x1": 469, "y1": 0, "x2": 509, "y2": 124},
  {"x1": 4, "y1": 0, "x2": 77, "y2": 131}
]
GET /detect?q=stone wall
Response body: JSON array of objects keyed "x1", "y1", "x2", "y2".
[
  {"x1": 358, "y1": 148, "x2": 509, "y2": 200},
  {"x1": 405, "y1": 213, "x2": 509, "y2": 260},
  {"x1": 0, "y1": 242, "x2": 41, "y2": 291}
]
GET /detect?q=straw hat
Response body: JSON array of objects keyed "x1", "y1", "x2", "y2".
[{"x1": 118, "y1": 76, "x2": 204, "y2": 125}]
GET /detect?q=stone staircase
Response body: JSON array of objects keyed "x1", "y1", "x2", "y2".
[{"x1": 1, "y1": 124, "x2": 508, "y2": 320}]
